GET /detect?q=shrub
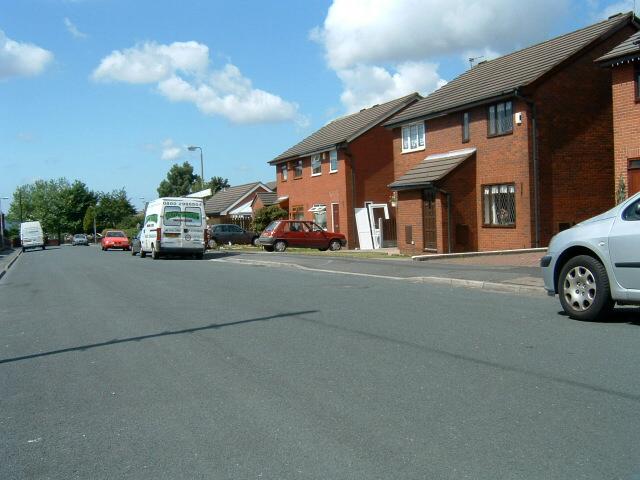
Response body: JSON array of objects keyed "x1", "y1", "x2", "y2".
[{"x1": 252, "y1": 205, "x2": 288, "y2": 233}]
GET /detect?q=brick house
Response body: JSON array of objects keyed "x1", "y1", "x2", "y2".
[
  {"x1": 597, "y1": 29, "x2": 640, "y2": 198},
  {"x1": 269, "y1": 93, "x2": 420, "y2": 248},
  {"x1": 384, "y1": 13, "x2": 639, "y2": 255},
  {"x1": 204, "y1": 181, "x2": 273, "y2": 226}
]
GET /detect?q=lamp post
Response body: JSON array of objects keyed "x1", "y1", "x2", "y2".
[
  {"x1": 188, "y1": 145, "x2": 204, "y2": 191},
  {"x1": 0, "y1": 196, "x2": 8, "y2": 250}
]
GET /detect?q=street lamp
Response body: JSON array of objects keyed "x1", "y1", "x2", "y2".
[
  {"x1": 0, "y1": 196, "x2": 8, "y2": 251},
  {"x1": 188, "y1": 145, "x2": 204, "y2": 191}
]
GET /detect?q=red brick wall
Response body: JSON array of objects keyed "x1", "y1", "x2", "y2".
[
  {"x1": 534, "y1": 25, "x2": 636, "y2": 245},
  {"x1": 394, "y1": 98, "x2": 532, "y2": 255},
  {"x1": 273, "y1": 150, "x2": 352, "y2": 244},
  {"x1": 612, "y1": 62, "x2": 640, "y2": 196}
]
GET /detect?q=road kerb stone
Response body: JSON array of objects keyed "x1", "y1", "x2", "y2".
[{"x1": 0, "y1": 249, "x2": 22, "y2": 280}]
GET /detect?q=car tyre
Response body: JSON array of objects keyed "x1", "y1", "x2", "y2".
[
  {"x1": 251, "y1": 236, "x2": 260, "y2": 247},
  {"x1": 195, "y1": 252, "x2": 204, "y2": 260},
  {"x1": 151, "y1": 244, "x2": 160, "y2": 260},
  {"x1": 22, "y1": 247, "x2": 25, "y2": 253},
  {"x1": 318, "y1": 247, "x2": 328, "y2": 251},
  {"x1": 274, "y1": 240, "x2": 287, "y2": 253},
  {"x1": 140, "y1": 249, "x2": 146, "y2": 258},
  {"x1": 329, "y1": 239, "x2": 342, "y2": 251},
  {"x1": 558, "y1": 255, "x2": 613, "y2": 321},
  {"x1": 42, "y1": 245, "x2": 45, "y2": 250}
]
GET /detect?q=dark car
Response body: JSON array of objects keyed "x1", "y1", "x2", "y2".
[
  {"x1": 208, "y1": 224, "x2": 259, "y2": 247},
  {"x1": 130, "y1": 231, "x2": 142, "y2": 256},
  {"x1": 257, "y1": 220, "x2": 347, "y2": 252}
]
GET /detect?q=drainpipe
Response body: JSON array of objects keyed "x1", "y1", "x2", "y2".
[
  {"x1": 514, "y1": 90, "x2": 540, "y2": 248},
  {"x1": 343, "y1": 145, "x2": 357, "y2": 248}
]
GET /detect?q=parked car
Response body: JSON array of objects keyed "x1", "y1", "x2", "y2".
[
  {"x1": 258, "y1": 220, "x2": 346, "y2": 253},
  {"x1": 72, "y1": 234, "x2": 89, "y2": 246},
  {"x1": 101, "y1": 230, "x2": 131, "y2": 251},
  {"x1": 541, "y1": 192, "x2": 640, "y2": 321},
  {"x1": 130, "y1": 231, "x2": 142, "y2": 256},
  {"x1": 208, "y1": 224, "x2": 259, "y2": 248}
]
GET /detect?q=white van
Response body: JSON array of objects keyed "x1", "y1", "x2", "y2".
[
  {"x1": 20, "y1": 221, "x2": 45, "y2": 252},
  {"x1": 139, "y1": 197, "x2": 206, "y2": 259}
]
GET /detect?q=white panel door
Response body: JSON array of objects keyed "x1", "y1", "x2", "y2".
[{"x1": 355, "y1": 208, "x2": 373, "y2": 250}]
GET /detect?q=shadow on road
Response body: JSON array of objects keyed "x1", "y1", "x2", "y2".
[
  {"x1": 0, "y1": 310, "x2": 318, "y2": 365},
  {"x1": 558, "y1": 307, "x2": 640, "y2": 326}
]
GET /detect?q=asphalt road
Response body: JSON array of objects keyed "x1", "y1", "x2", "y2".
[{"x1": 1, "y1": 246, "x2": 639, "y2": 479}]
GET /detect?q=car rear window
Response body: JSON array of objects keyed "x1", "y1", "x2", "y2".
[{"x1": 263, "y1": 221, "x2": 280, "y2": 232}]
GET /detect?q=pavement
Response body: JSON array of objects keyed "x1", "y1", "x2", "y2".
[
  {"x1": 0, "y1": 248, "x2": 21, "y2": 280},
  {"x1": 1, "y1": 245, "x2": 640, "y2": 479},
  {"x1": 206, "y1": 249, "x2": 547, "y2": 295}
]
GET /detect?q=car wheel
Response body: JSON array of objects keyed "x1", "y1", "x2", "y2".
[
  {"x1": 251, "y1": 237, "x2": 260, "y2": 247},
  {"x1": 42, "y1": 245, "x2": 45, "y2": 250},
  {"x1": 274, "y1": 240, "x2": 287, "y2": 252},
  {"x1": 151, "y1": 244, "x2": 160, "y2": 260},
  {"x1": 140, "y1": 249, "x2": 147, "y2": 258},
  {"x1": 208, "y1": 238, "x2": 217, "y2": 249},
  {"x1": 263, "y1": 245, "x2": 274, "y2": 252},
  {"x1": 558, "y1": 255, "x2": 613, "y2": 321},
  {"x1": 318, "y1": 247, "x2": 328, "y2": 251},
  {"x1": 195, "y1": 252, "x2": 204, "y2": 260},
  {"x1": 329, "y1": 240, "x2": 342, "y2": 251}
]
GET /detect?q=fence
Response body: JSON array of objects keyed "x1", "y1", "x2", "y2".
[{"x1": 380, "y1": 217, "x2": 397, "y2": 248}]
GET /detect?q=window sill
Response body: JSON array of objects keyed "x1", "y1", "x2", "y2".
[
  {"x1": 482, "y1": 224, "x2": 516, "y2": 229},
  {"x1": 487, "y1": 130, "x2": 513, "y2": 139},
  {"x1": 329, "y1": 170, "x2": 338, "y2": 174},
  {"x1": 294, "y1": 176, "x2": 303, "y2": 180},
  {"x1": 311, "y1": 173, "x2": 322, "y2": 177},
  {"x1": 401, "y1": 146, "x2": 425, "y2": 154}
]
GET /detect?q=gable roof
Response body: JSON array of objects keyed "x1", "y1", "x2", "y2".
[
  {"x1": 204, "y1": 182, "x2": 272, "y2": 215},
  {"x1": 252, "y1": 191, "x2": 279, "y2": 207},
  {"x1": 270, "y1": 92, "x2": 421, "y2": 164},
  {"x1": 389, "y1": 148, "x2": 476, "y2": 190},
  {"x1": 597, "y1": 29, "x2": 640, "y2": 64},
  {"x1": 385, "y1": 13, "x2": 638, "y2": 127}
]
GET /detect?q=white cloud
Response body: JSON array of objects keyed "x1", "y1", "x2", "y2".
[
  {"x1": 64, "y1": 18, "x2": 88, "y2": 39},
  {"x1": 0, "y1": 30, "x2": 53, "y2": 80},
  {"x1": 313, "y1": 0, "x2": 570, "y2": 110},
  {"x1": 160, "y1": 139, "x2": 183, "y2": 161},
  {"x1": 337, "y1": 62, "x2": 446, "y2": 113},
  {"x1": 93, "y1": 41, "x2": 300, "y2": 124}
]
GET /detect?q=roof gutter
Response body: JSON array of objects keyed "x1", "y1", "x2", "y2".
[{"x1": 514, "y1": 88, "x2": 540, "y2": 248}]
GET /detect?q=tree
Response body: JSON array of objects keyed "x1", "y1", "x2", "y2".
[
  {"x1": 83, "y1": 206, "x2": 96, "y2": 234},
  {"x1": 95, "y1": 189, "x2": 136, "y2": 229},
  {"x1": 157, "y1": 162, "x2": 198, "y2": 197},
  {"x1": 61, "y1": 181, "x2": 97, "y2": 234},
  {"x1": 252, "y1": 205, "x2": 288, "y2": 233},
  {"x1": 206, "y1": 176, "x2": 230, "y2": 194}
]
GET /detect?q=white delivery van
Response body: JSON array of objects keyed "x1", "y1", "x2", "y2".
[
  {"x1": 139, "y1": 197, "x2": 206, "y2": 259},
  {"x1": 20, "y1": 221, "x2": 45, "y2": 252}
]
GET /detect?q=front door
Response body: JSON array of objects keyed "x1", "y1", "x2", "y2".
[
  {"x1": 367, "y1": 204, "x2": 389, "y2": 249},
  {"x1": 628, "y1": 159, "x2": 640, "y2": 196},
  {"x1": 423, "y1": 190, "x2": 437, "y2": 251}
]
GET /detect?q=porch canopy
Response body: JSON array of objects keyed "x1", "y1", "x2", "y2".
[{"x1": 389, "y1": 148, "x2": 476, "y2": 190}]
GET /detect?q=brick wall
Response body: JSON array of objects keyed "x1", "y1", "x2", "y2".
[
  {"x1": 534, "y1": 25, "x2": 636, "y2": 245},
  {"x1": 612, "y1": 62, "x2": 640, "y2": 196},
  {"x1": 393, "y1": 98, "x2": 532, "y2": 255}
]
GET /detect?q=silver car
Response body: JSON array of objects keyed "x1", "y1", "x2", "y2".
[
  {"x1": 541, "y1": 192, "x2": 640, "y2": 320},
  {"x1": 72, "y1": 234, "x2": 89, "y2": 246}
]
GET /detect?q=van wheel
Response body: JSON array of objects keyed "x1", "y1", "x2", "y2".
[
  {"x1": 274, "y1": 240, "x2": 287, "y2": 252},
  {"x1": 329, "y1": 240, "x2": 342, "y2": 251},
  {"x1": 140, "y1": 249, "x2": 146, "y2": 258},
  {"x1": 195, "y1": 252, "x2": 204, "y2": 260},
  {"x1": 22, "y1": 247, "x2": 25, "y2": 253},
  {"x1": 559, "y1": 255, "x2": 613, "y2": 321},
  {"x1": 151, "y1": 244, "x2": 160, "y2": 260}
]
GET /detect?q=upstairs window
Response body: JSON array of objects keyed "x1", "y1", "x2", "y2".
[
  {"x1": 294, "y1": 160, "x2": 303, "y2": 178},
  {"x1": 488, "y1": 101, "x2": 513, "y2": 136},
  {"x1": 462, "y1": 112, "x2": 470, "y2": 142},
  {"x1": 329, "y1": 149, "x2": 338, "y2": 173},
  {"x1": 311, "y1": 154, "x2": 322, "y2": 175},
  {"x1": 281, "y1": 163, "x2": 288, "y2": 181},
  {"x1": 401, "y1": 122, "x2": 425, "y2": 152}
]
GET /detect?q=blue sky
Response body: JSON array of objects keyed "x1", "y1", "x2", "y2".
[{"x1": 0, "y1": 0, "x2": 635, "y2": 211}]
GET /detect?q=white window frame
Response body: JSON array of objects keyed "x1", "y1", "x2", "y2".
[
  {"x1": 329, "y1": 149, "x2": 338, "y2": 173},
  {"x1": 281, "y1": 163, "x2": 288, "y2": 181},
  {"x1": 294, "y1": 160, "x2": 303, "y2": 178},
  {"x1": 311, "y1": 154, "x2": 322, "y2": 176},
  {"x1": 401, "y1": 121, "x2": 426, "y2": 153}
]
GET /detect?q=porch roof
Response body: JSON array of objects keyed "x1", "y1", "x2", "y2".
[{"x1": 389, "y1": 148, "x2": 476, "y2": 190}]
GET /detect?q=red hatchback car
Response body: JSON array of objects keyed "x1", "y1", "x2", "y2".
[
  {"x1": 258, "y1": 220, "x2": 347, "y2": 252},
  {"x1": 101, "y1": 230, "x2": 131, "y2": 251}
]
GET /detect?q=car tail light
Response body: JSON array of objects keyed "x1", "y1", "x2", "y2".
[{"x1": 156, "y1": 228, "x2": 161, "y2": 246}]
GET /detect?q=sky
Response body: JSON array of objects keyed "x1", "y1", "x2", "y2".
[{"x1": 0, "y1": 0, "x2": 636, "y2": 211}]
